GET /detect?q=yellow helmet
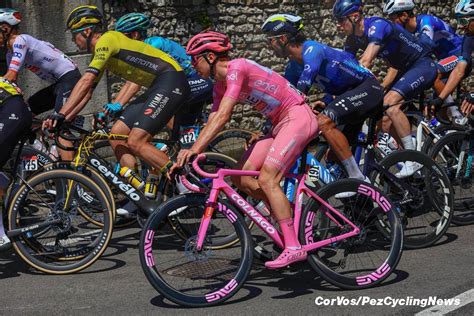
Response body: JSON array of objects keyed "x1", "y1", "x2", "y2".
[{"x1": 66, "y1": 5, "x2": 103, "y2": 32}]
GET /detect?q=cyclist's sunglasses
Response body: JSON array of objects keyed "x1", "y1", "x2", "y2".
[
  {"x1": 457, "y1": 17, "x2": 472, "y2": 27},
  {"x1": 335, "y1": 16, "x2": 347, "y2": 24}
]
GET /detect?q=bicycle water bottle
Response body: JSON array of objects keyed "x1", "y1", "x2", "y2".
[
  {"x1": 255, "y1": 201, "x2": 271, "y2": 217},
  {"x1": 32, "y1": 139, "x2": 46, "y2": 152},
  {"x1": 119, "y1": 167, "x2": 145, "y2": 190},
  {"x1": 144, "y1": 172, "x2": 159, "y2": 199}
]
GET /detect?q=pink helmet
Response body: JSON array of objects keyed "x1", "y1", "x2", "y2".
[{"x1": 186, "y1": 31, "x2": 232, "y2": 56}]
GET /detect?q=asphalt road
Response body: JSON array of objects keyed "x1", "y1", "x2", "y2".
[{"x1": 1, "y1": 222, "x2": 473, "y2": 315}]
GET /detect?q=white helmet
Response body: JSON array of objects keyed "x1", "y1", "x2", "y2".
[
  {"x1": 0, "y1": 8, "x2": 21, "y2": 26},
  {"x1": 455, "y1": 0, "x2": 474, "y2": 17},
  {"x1": 383, "y1": 0, "x2": 415, "y2": 15}
]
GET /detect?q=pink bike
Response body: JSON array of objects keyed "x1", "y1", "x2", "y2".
[{"x1": 139, "y1": 154, "x2": 403, "y2": 307}]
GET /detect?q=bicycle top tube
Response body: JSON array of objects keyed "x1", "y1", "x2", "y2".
[{"x1": 192, "y1": 154, "x2": 259, "y2": 178}]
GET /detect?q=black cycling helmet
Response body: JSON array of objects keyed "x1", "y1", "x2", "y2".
[
  {"x1": 261, "y1": 14, "x2": 304, "y2": 36},
  {"x1": 333, "y1": 0, "x2": 363, "y2": 19}
]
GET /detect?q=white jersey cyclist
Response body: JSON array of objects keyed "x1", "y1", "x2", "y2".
[{"x1": 6, "y1": 34, "x2": 77, "y2": 83}]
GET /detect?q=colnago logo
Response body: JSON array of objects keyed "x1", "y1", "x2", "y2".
[
  {"x1": 90, "y1": 158, "x2": 140, "y2": 201},
  {"x1": 231, "y1": 194, "x2": 276, "y2": 234}
]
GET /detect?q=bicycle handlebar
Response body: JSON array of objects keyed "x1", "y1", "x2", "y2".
[{"x1": 192, "y1": 154, "x2": 218, "y2": 179}]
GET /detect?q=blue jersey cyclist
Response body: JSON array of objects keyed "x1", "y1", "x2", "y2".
[
  {"x1": 261, "y1": 13, "x2": 383, "y2": 184},
  {"x1": 113, "y1": 13, "x2": 212, "y2": 136},
  {"x1": 384, "y1": 0, "x2": 466, "y2": 124},
  {"x1": 437, "y1": 0, "x2": 474, "y2": 115},
  {"x1": 334, "y1": 0, "x2": 437, "y2": 177}
]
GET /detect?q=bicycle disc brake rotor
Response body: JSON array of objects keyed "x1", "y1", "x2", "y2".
[{"x1": 184, "y1": 235, "x2": 213, "y2": 262}]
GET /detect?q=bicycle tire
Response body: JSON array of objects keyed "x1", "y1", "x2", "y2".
[
  {"x1": 7, "y1": 169, "x2": 114, "y2": 274},
  {"x1": 420, "y1": 124, "x2": 466, "y2": 154},
  {"x1": 300, "y1": 179, "x2": 403, "y2": 289},
  {"x1": 428, "y1": 131, "x2": 474, "y2": 225},
  {"x1": 208, "y1": 128, "x2": 256, "y2": 161},
  {"x1": 139, "y1": 193, "x2": 252, "y2": 307},
  {"x1": 370, "y1": 150, "x2": 454, "y2": 248}
]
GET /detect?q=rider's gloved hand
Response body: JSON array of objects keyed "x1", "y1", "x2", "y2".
[
  {"x1": 461, "y1": 92, "x2": 474, "y2": 115},
  {"x1": 103, "y1": 102, "x2": 123, "y2": 115},
  {"x1": 428, "y1": 96, "x2": 444, "y2": 118},
  {"x1": 43, "y1": 111, "x2": 66, "y2": 132}
]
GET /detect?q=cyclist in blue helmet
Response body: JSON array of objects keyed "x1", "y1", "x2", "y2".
[
  {"x1": 384, "y1": 0, "x2": 466, "y2": 125},
  {"x1": 261, "y1": 13, "x2": 383, "y2": 185},
  {"x1": 439, "y1": 0, "x2": 474, "y2": 115},
  {"x1": 333, "y1": 0, "x2": 437, "y2": 176}
]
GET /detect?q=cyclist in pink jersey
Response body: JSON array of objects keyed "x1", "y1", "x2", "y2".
[{"x1": 175, "y1": 31, "x2": 318, "y2": 269}]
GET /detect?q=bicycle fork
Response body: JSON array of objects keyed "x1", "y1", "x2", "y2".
[{"x1": 196, "y1": 187, "x2": 220, "y2": 251}]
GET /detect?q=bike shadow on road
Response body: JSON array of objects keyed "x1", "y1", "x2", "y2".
[{"x1": 147, "y1": 263, "x2": 410, "y2": 308}]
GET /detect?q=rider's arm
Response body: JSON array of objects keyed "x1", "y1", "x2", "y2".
[
  {"x1": 437, "y1": 61, "x2": 468, "y2": 100},
  {"x1": 66, "y1": 89, "x2": 93, "y2": 120},
  {"x1": 359, "y1": 43, "x2": 381, "y2": 69},
  {"x1": 4, "y1": 35, "x2": 27, "y2": 82},
  {"x1": 190, "y1": 96, "x2": 236, "y2": 154},
  {"x1": 59, "y1": 72, "x2": 96, "y2": 118},
  {"x1": 382, "y1": 67, "x2": 398, "y2": 91},
  {"x1": 113, "y1": 81, "x2": 142, "y2": 106},
  {"x1": 60, "y1": 32, "x2": 119, "y2": 119}
]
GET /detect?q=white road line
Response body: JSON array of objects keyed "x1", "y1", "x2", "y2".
[{"x1": 415, "y1": 288, "x2": 474, "y2": 315}]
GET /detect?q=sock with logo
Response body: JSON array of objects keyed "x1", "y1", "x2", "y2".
[
  {"x1": 341, "y1": 156, "x2": 364, "y2": 179},
  {"x1": 401, "y1": 135, "x2": 415, "y2": 150},
  {"x1": 279, "y1": 218, "x2": 300, "y2": 250}
]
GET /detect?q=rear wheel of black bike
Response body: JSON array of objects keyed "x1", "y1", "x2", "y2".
[
  {"x1": 140, "y1": 194, "x2": 252, "y2": 307},
  {"x1": 7, "y1": 169, "x2": 114, "y2": 274},
  {"x1": 428, "y1": 131, "x2": 474, "y2": 225},
  {"x1": 300, "y1": 179, "x2": 403, "y2": 289},
  {"x1": 370, "y1": 150, "x2": 454, "y2": 249}
]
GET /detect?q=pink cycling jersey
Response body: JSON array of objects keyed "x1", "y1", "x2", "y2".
[
  {"x1": 213, "y1": 58, "x2": 317, "y2": 172},
  {"x1": 6, "y1": 34, "x2": 77, "y2": 83},
  {"x1": 212, "y1": 58, "x2": 306, "y2": 122}
]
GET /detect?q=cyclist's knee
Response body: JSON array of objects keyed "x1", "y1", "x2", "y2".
[
  {"x1": 384, "y1": 104, "x2": 402, "y2": 117},
  {"x1": 257, "y1": 165, "x2": 280, "y2": 192},
  {"x1": 127, "y1": 134, "x2": 147, "y2": 155},
  {"x1": 318, "y1": 114, "x2": 337, "y2": 134}
]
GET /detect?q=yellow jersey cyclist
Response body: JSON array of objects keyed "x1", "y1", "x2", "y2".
[
  {"x1": 44, "y1": 6, "x2": 190, "y2": 179},
  {"x1": 0, "y1": 78, "x2": 32, "y2": 250}
]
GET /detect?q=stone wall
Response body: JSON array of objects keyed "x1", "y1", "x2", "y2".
[{"x1": 102, "y1": 0, "x2": 471, "y2": 131}]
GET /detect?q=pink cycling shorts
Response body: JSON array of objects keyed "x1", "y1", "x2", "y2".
[{"x1": 242, "y1": 105, "x2": 318, "y2": 173}]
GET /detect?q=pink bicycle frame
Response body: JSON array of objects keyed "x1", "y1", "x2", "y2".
[{"x1": 191, "y1": 154, "x2": 360, "y2": 252}]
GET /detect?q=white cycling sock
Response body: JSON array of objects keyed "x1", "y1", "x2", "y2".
[
  {"x1": 342, "y1": 156, "x2": 364, "y2": 179},
  {"x1": 401, "y1": 135, "x2": 415, "y2": 150}
]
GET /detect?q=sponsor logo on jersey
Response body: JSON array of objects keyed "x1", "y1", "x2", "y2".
[
  {"x1": 398, "y1": 33, "x2": 423, "y2": 52},
  {"x1": 10, "y1": 60, "x2": 20, "y2": 66},
  {"x1": 227, "y1": 72, "x2": 238, "y2": 81},
  {"x1": 13, "y1": 52, "x2": 22, "y2": 58},
  {"x1": 96, "y1": 47, "x2": 109, "y2": 52},
  {"x1": 254, "y1": 79, "x2": 278, "y2": 93},
  {"x1": 9, "y1": 113, "x2": 19, "y2": 120},
  {"x1": 13, "y1": 43, "x2": 24, "y2": 49},
  {"x1": 172, "y1": 88, "x2": 182, "y2": 95},
  {"x1": 368, "y1": 26, "x2": 377, "y2": 36},
  {"x1": 304, "y1": 46, "x2": 313, "y2": 55},
  {"x1": 43, "y1": 57, "x2": 54, "y2": 62}
]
